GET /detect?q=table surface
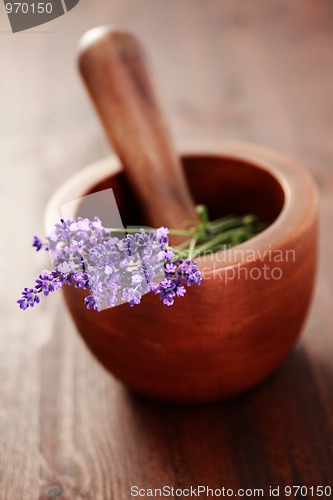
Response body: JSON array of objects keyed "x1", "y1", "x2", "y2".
[{"x1": 1, "y1": 0, "x2": 333, "y2": 498}]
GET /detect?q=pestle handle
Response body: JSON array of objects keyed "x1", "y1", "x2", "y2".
[{"x1": 78, "y1": 27, "x2": 199, "y2": 231}]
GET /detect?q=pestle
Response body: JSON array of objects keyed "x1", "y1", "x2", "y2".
[{"x1": 78, "y1": 26, "x2": 199, "y2": 233}]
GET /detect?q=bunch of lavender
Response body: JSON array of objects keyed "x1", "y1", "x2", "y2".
[
  {"x1": 17, "y1": 207, "x2": 265, "y2": 312},
  {"x1": 17, "y1": 218, "x2": 202, "y2": 312}
]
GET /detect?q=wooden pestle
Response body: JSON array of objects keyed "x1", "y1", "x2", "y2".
[{"x1": 78, "y1": 27, "x2": 199, "y2": 233}]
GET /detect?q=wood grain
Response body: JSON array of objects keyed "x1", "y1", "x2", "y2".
[{"x1": 1, "y1": 0, "x2": 333, "y2": 498}]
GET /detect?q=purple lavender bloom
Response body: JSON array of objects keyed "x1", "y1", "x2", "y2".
[
  {"x1": 165, "y1": 262, "x2": 177, "y2": 273},
  {"x1": 176, "y1": 285, "x2": 186, "y2": 297},
  {"x1": 18, "y1": 218, "x2": 202, "y2": 311},
  {"x1": 153, "y1": 257, "x2": 201, "y2": 304},
  {"x1": 36, "y1": 270, "x2": 65, "y2": 295},
  {"x1": 17, "y1": 270, "x2": 70, "y2": 309},
  {"x1": 84, "y1": 295, "x2": 96, "y2": 310},
  {"x1": 162, "y1": 291, "x2": 175, "y2": 306},
  {"x1": 74, "y1": 272, "x2": 90, "y2": 289},
  {"x1": 156, "y1": 227, "x2": 169, "y2": 246},
  {"x1": 122, "y1": 287, "x2": 141, "y2": 307},
  {"x1": 131, "y1": 271, "x2": 143, "y2": 285},
  {"x1": 186, "y1": 262, "x2": 202, "y2": 286},
  {"x1": 32, "y1": 236, "x2": 43, "y2": 252},
  {"x1": 158, "y1": 249, "x2": 174, "y2": 262},
  {"x1": 17, "y1": 287, "x2": 40, "y2": 309},
  {"x1": 179, "y1": 259, "x2": 191, "y2": 274}
]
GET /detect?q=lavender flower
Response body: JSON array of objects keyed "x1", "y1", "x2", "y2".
[
  {"x1": 32, "y1": 236, "x2": 43, "y2": 252},
  {"x1": 84, "y1": 295, "x2": 96, "y2": 310},
  {"x1": 17, "y1": 288, "x2": 40, "y2": 310},
  {"x1": 153, "y1": 258, "x2": 202, "y2": 306},
  {"x1": 18, "y1": 218, "x2": 202, "y2": 312}
]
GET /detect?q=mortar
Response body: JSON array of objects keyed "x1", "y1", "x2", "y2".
[{"x1": 47, "y1": 139, "x2": 318, "y2": 402}]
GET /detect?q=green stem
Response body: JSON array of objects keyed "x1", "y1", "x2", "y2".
[
  {"x1": 192, "y1": 228, "x2": 240, "y2": 257},
  {"x1": 174, "y1": 238, "x2": 193, "y2": 251},
  {"x1": 106, "y1": 227, "x2": 193, "y2": 237},
  {"x1": 188, "y1": 236, "x2": 198, "y2": 260},
  {"x1": 90, "y1": 211, "x2": 265, "y2": 262},
  {"x1": 207, "y1": 217, "x2": 247, "y2": 234}
]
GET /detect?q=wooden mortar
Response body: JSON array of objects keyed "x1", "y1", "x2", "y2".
[{"x1": 47, "y1": 139, "x2": 318, "y2": 402}]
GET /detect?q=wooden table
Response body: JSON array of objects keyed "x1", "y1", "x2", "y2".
[{"x1": 1, "y1": 0, "x2": 332, "y2": 498}]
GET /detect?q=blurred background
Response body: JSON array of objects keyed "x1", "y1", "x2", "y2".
[{"x1": 0, "y1": 1, "x2": 332, "y2": 499}]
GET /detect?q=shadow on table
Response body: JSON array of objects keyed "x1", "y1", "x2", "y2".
[{"x1": 123, "y1": 346, "x2": 333, "y2": 487}]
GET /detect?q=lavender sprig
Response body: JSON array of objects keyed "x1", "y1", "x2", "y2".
[
  {"x1": 17, "y1": 218, "x2": 202, "y2": 311},
  {"x1": 18, "y1": 208, "x2": 265, "y2": 312},
  {"x1": 17, "y1": 270, "x2": 67, "y2": 310}
]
